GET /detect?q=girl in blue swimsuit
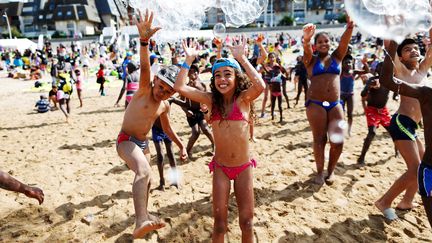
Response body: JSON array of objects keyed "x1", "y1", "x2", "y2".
[{"x1": 302, "y1": 18, "x2": 354, "y2": 185}]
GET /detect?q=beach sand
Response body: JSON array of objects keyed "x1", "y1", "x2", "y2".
[{"x1": 0, "y1": 72, "x2": 431, "y2": 242}]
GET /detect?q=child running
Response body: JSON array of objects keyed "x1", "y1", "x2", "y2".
[
  {"x1": 174, "y1": 37, "x2": 265, "y2": 242},
  {"x1": 380, "y1": 39, "x2": 432, "y2": 226},
  {"x1": 357, "y1": 62, "x2": 397, "y2": 165},
  {"x1": 116, "y1": 10, "x2": 187, "y2": 238}
]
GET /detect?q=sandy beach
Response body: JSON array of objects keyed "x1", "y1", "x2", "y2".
[{"x1": 0, "y1": 70, "x2": 431, "y2": 242}]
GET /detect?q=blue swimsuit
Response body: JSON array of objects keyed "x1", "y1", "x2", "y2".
[
  {"x1": 306, "y1": 57, "x2": 342, "y2": 111},
  {"x1": 312, "y1": 57, "x2": 341, "y2": 76}
]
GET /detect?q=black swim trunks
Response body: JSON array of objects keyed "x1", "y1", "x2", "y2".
[
  {"x1": 187, "y1": 111, "x2": 205, "y2": 127},
  {"x1": 388, "y1": 114, "x2": 418, "y2": 141}
]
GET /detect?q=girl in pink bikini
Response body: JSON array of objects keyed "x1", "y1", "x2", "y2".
[
  {"x1": 74, "y1": 69, "x2": 83, "y2": 107},
  {"x1": 174, "y1": 37, "x2": 265, "y2": 242}
]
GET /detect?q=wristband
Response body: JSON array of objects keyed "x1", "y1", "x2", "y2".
[
  {"x1": 181, "y1": 62, "x2": 191, "y2": 70},
  {"x1": 141, "y1": 41, "x2": 149, "y2": 46}
]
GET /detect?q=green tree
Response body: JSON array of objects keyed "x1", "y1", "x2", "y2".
[
  {"x1": 278, "y1": 15, "x2": 294, "y2": 26},
  {"x1": 2, "y1": 26, "x2": 23, "y2": 38},
  {"x1": 338, "y1": 13, "x2": 347, "y2": 23}
]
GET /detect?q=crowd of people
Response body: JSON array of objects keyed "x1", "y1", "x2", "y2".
[{"x1": 1, "y1": 8, "x2": 432, "y2": 241}]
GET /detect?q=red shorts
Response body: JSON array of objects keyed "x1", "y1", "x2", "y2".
[{"x1": 365, "y1": 106, "x2": 391, "y2": 128}]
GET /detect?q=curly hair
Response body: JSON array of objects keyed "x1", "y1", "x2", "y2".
[{"x1": 209, "y1": 68, "x2": 254, "y2": 121}]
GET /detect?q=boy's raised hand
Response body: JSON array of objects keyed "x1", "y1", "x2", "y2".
[
  {"x1": 227, "y1": 35, "x2": 247, "y2": 60},
  {"x1": 135, "y1": 9, "x2": 161, "y2": 41},
  {"x1": 182, "y1": 40, "x2": 199, "y2": 61}
]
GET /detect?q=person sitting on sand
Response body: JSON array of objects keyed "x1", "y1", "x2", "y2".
[
  {"x1": 115, "y1": 9, "x2": 187, "y2": 239},
  {"x1": 0, "y1": 170, "x2": 44, "y2": 205},
  {"x1": 35, "y1": 95, "x2": 50, "y2": 113},
  {"x1": 380, "y1": 39, "x2": 432, "y2": 227}
]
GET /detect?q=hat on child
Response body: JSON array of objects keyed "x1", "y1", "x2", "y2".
[
  {"x1": 211, "y1": 58, "x2": 242, "y2": 76},
  {"x1": 156, "y1": 65, "x2": 180, "y2": 88}
]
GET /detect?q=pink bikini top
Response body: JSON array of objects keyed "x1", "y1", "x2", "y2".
[{"x1": 210, "y1": 97, "x2": 248, "y2": 123}]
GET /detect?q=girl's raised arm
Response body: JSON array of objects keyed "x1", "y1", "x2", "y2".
[
  {"x1": 173, "y1": 40, "x2": 212, "y2": 106},
  {"x1": 229, "y1": 36, "x2": 265, "y2": 102}
]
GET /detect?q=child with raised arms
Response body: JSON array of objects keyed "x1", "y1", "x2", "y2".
[
  {"x1": 381, "y1": 39, "x2": 432, "y2": 227},
  {"x1": 116, "y1": 10, "x2": 187, "y2": 238},
  {"x1": 174, "y1": 37, "x2": 265, "y2": 242}
]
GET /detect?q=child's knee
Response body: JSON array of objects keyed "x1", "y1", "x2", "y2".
[
  {"x1": 135, "y1": 163, "x2": 151, "y2": 178},
  {"x1": 213, "y1": 218, "x2": 228, "y2": 234},
  {"x1": 239, "y1": 216, "x2": 253, "y2": 232},
  {"x1": 313, "y1": 135, "x2": 327, "y2": 144}
]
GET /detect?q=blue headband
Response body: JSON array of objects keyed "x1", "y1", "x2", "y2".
[{"x1": 212, "y1": 58, "x2": 242, "y2": 76}]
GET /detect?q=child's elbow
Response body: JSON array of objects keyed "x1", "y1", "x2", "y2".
[
  {"x1": 258, "y1": 79, "x2": 266, "y2": 91},
  {"x1": 173, "y1": 83, "x2": 183, "y2": 93}
]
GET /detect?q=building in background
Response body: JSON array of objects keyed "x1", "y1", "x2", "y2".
[
  {"x1": 0, "y1": 2, "x2": 24, "y2": 36},
  {"x1": 1, "y1": 0, "x2": 131, "y2": 38},
  {"x1": 0, "y1": 0, "x2": 344, "y2": 38},
  {"x1": 96, "y1": 0, "x2": 129, "y2": 29},
  {"x1": 206, "y1": 0, "x2": 343, "y2": 28}
]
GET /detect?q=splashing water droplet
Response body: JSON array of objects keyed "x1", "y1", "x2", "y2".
[
  {"x1": 213, "y1": 23, "x2": 226, "y2": 38},
  {"x1": 329, "y1": 133, "x2": 344, "y2": 144},
  {"x1": 338, "y1": 120, "x2": 348, "y2": 130},
  {"x1": 167, "y1": 168, "x2": 182, "y2": 186}
]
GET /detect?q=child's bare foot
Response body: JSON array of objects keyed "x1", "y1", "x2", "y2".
[
  {"x1": 375, "y1": 200, "x2": 398, "y2": 220},
  {"x1": 155, "y1": 184, "x2": 164, "y2": 191},
  {"x1": 133, "y1": 215, "x2": 166, "y2": 239},
  {"x1": 396, "y1": 202, "x2": 419, "y2": 211},
  {"x1": 313, "y1": 174, "x2": 325, "y2": 185},
  {"x1": 249, "y1": 137, "x2": 257, "y2": 143},
  {"x1": 325, "y1": 173, "x2": 335, "y2": 185}
]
